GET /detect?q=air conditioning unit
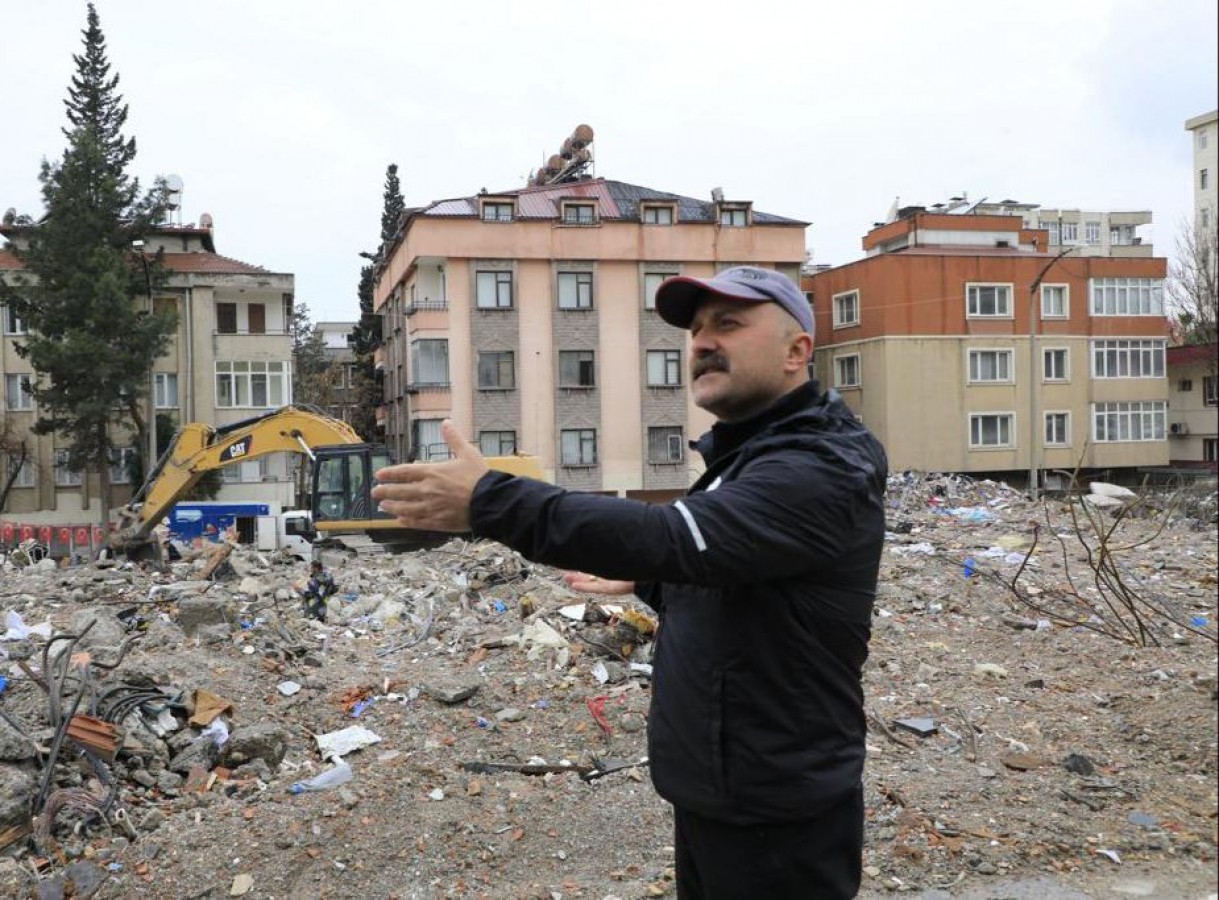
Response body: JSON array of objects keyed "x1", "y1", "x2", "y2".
[{"x1": 1169, "y1": 422, "x2": 1189, "y2": 436}]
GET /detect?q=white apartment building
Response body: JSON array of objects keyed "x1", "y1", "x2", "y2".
[{"x1": 1185, "y1": 110, "x2": 1218, "y2": 232}]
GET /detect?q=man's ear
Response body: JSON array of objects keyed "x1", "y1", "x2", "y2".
[{"x1": 784, "y1": 333, "x2": 814, "y2": 372}]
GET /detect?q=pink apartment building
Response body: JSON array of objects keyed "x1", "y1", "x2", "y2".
[{"x1": 371, "y1": 178, "x2": 808, "y2": 497}]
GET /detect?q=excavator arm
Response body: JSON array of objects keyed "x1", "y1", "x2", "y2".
[{"x1": 113, "y1": 406, "x2": 365, "y2": 551}]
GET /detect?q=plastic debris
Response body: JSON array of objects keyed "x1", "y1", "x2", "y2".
[
  {"x1": 289, "y1": 758, "x2": 353, "y2": 794},
  {"x1": 315, "y1": 725, "x2": 382, "y2": 760}
]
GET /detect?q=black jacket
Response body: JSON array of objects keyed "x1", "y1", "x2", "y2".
[{"x1": 469, "y1": 382, "x2": 888, "y2": 824}]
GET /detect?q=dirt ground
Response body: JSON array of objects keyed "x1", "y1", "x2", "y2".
[{"x1": 0, "y1": 474, "x2": 1215, "y2": 899}]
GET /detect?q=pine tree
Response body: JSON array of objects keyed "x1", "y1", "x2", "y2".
[
  {"x1": 0, "y1": 4, "x2": 175, "y2": 523},
  {"x1": 347, "y1": 163, "x2": 405, "y2": 440}
]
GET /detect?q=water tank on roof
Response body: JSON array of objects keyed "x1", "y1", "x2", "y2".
[{"x1": 572, "y1": 124, "x2": 594, "y2": 146}]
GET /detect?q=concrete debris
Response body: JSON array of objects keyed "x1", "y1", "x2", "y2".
[{"x1": 0, "y1": 474, "x2": 1214, "y2": 898}]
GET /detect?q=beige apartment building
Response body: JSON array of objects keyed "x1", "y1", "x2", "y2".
[
  {"x1": 970, "y1": 199, "x2": 1154, "y2": 259},
  {"x1": 803, "y1": 208, "x2": 1170, "y2": 488},
  {"x1": 372, "y1": 177, "x2": 807, "y2": 496},
  {"x1": 0, "y1": 217, "x2": 297, "y2": 538},
  {"x1": 1186, "y1": 110, "x2": 1218, "y2": 232}
]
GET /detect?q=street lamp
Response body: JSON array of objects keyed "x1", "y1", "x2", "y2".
[{"x1": 1027, "y1": 246, "x2": 1075, "y2": 499}]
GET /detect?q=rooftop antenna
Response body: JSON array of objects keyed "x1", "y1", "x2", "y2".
[{"x1": 164, "y1": 174, "x2": 184, "y2": 226}]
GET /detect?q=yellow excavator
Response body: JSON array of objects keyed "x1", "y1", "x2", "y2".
[{"x1": 111, "y1": 405, "x2": 542, "y2": 563}]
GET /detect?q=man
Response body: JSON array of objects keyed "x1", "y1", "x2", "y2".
[
  {"x1": 299, "y1": 560, "x2": 337, "y2": 622},
  {"x1": 372, "y1": 266, "x2": 887, "y2": 898}
]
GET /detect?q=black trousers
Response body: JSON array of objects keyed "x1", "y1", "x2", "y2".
[{"x1": 674, "y1": 786, "x2": 864, "y2": 899}]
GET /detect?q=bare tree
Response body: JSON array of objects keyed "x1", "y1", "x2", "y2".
[{"x1": 1168, "y1": 212, "x2": 1218, "y2": 347}]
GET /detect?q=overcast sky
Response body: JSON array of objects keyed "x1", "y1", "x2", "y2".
[{"x1": 3, "y1": 1, "x2": 1216, "y2": 322}]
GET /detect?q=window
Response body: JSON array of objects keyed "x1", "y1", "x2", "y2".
[
  {"x1": 719, "y1": 207, "x2": 748, "y2": 227},
  {"x1": 647, "y1": 426, "x2": 685, "y2": 464},
  {"x1": 1200, "y1": 129, "x2": 1210, "y2": 150},
  {"x1": 1044, "y1": 222, "x2": 1060, "y2": 244},
  {"x1": 5, "y1": 374, "x2": 34, "y2": 411},
  {"x1": 1041, "y1": 284, "x2": 1068, "y2": 318},
  {"x1": 1178, "y1": 378, "x2": 1193, "y2": 392},
  {"x1": 1090, "y1": 278, "x2": 1164, "y2": 316},
  {"x1": 968, "y1": 349, "x2": 1013, "y2": 383},
  {"x1": 476, "y1": 271, "x2": 513, "y2": 309},
  {"x1": 221, "y1": 457, "x2": 266, "y2": 484},
  {"x1": 1084, "y1": 221, "x2": 1101, "y2": 244},
  {"x1": 154, "y1": 373, "x2": 179, "y2": 408},
  {"x1": 482, "y1": 202, "x2": 514, "y2": 222},
  {"x1": 561, "y1": 203, "x2": 596, "y2": 225},
  {"x1": 1204, "y1": 208, "x2": 1212, "y2": 230},
  {"x1": 558, "y1": 350, "x2": 595, "y2": 387},
  {"x1": 966, "y1": 284, "x2": 1012, "y2": 317},
  {"x1": 1043, "y1": 348, "x2": 1069, "y2": 381},
  {"x1": 834, "y1": 354, "x2": 861, "y2": 388},
  {"x1": 643, "y1": 272, "x2": 668, "y2": 309},
  {"x1": 153, "y1": 296, "x2": 177, "y2": 317},
  {"x1": 560, "y1": 429, "x2": 597, "y2": 466},
  {"x1": 1202, "y1": 169, "x2": 1210, "y2": 191},
  {"x1": 1092, "y1": 401, "x2": 1166, "y2": 442},
  {"x1": 477, "y1": 351, "x2": 515, "y2": 389},
  {"x1": 479, "y1": 431, "x2": 517, "y2": 456},
  {"x1": 216, "y1": 302, "x2": 237, "y2": 334},
  {"x1": 832, "y1": 290, "x2": 860, "y2": 327},
  {"x1": 54, "y1": 449, "x2": 83, "y2": 487},
  {"x1": 1091, "y1": 339, "x2": 1165, "y2": 378},
  {"x1": 642, "y1": 205, "x2": 674, "y2": 225},
  {"x1": 5, "y1": 454, "x2": 35, "y2": 489},
  {"x1": 3, "y1": 305, "x2": 27, "y2": 335},
  {"x1": 1205, "y1": 375, "x2": 1218, "y2": 406},
  {"x1": 109, "y1": 447, "x2": 137, "y2": 484},
  {"x1": 970, "y1": 413, "x2": 1015, "y2": 448},
  {"x1": 215, "y1": 361, "x2": 290, "y2": 408},
  {"x1": 646, "y1": 350, "x2": 682, "y2": 386},
  {"x1": 1044, "y1": 412, "x2": 1070, "y2": 446},
  {"x1": 412, "y1": 419, "x2": 450, "y2": 461},
  {"x1": 558, "y1": 272, "x2": 594, "y2": 309},
  {"x1": 247, "y1": 303, "x2": 266, "y2": 335},
  {"x1": 1061, "y1": 222, "x2": 1078, "y2": 243},
  {"x1": 410, "y1": 339, "x2": 449, "y2": 386},
  {"x1": 1205, "y1": 439, "x2": 1218, "y2": 463}
]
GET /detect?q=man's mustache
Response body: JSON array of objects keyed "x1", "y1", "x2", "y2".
[{"x1": 692, "y1": 353, "x2": 729, "y2": 379}]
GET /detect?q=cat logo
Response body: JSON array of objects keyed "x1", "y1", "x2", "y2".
[{"x1": 220, "y1": 437, "x2": 252, "y2": 462}]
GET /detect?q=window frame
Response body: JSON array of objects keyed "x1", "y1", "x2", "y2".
[
  {"x1": 646, "y1": 349, "x2": 682, "y2": 387},
  {"x1": 1092, "y1": 400, "x2": 1166, "y2": 443},
  {"x1": 641, "y1": 204, "x2": 676, "y2": 225},
  {"x1": 5, "y1": 454, "x2": 35, "y2": 489},
  {"x1": 1044, "y1": 410, "x2": 1071, "y2": 447},
  {"x1": 214, "y1": 360, "x2": 290, "y2": 409},
  {"x1": 969, "y1": 412, "x2": 1016, "y2": 449},
  {"x1": 1089, "y1": 278, "x2": 1165, "y2": 317},
  {"x1": 475, "y1": 270, "x2": 514, "y2": 310},
  {"x1": 3, "y1": 305, "x2": 27, "y2": 335},
  {"x1": 558, "y1": 350, "x2": 596, "y2": 388},
  {"x1": 967, "y1": 348, "x2": 1015, "y2": 384},
  {"x1": 1040, "y1": 283, "x2": 1069, "y2": 319},
  {"x1": 1204, "y1": 375, "x2": 1217, "y2": 406},
  {"x1": 832, "y1": 290, "x2": 860, "y2": 328},
  {"x1": 560, "y1": 202, "x2": 597, "y2": 226},
  {"x1": 409, "y1": 339, "x2": 451, "y2": 387},
  {"x1": 481, "y1": 201, "x2": 515, "y2": 223},
  {"x1": 718, "y1": 205, "x2": 750, "y2": 227},
  {"x1": 647, "y1": 426, "x2": 685, "y2": 464},
  {"x1": 479, "y1": 431, "x2": 517, "y2": 456},
  {"x1": 154, "y1": 372, "x2": 179, "y2": 408},
  {"x1": 476, "y1": 350, "x2": 516, "y2": 390},
  {"x1": 1043, "y1": 347, "x2": 1069, "y2": 382},
  {"x1": 643, "y1": 272, "x2": 670, "y2": 310},
  {"x1": 966, "y1": 283, "x2": 1014, "y2": 319},
  {"x1": 53, "y1": 448, "x2": 84, "y2": 487},
  {"x1": 559, "y1": 428, "x2": 597, "y2": 466},
  {"x1": 834, "y1": 353, "x2": 861, "y2": 388},
  {"x1": 5, "y1": 373, "x2": 34, "y2": 411},
  {"x1": 109, "y1": 446, "x2": 137, "y2": 484},
  {"x1": 557, "y1": 271, "x2": 595, "y2": 310},
  {"x1": 1090, "y1": 339, "x2": 1166, "y2": 379}
]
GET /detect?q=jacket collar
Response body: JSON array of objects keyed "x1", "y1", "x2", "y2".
[{"x1": 693, "y1": 381, "x2": 829, "y2": 466}]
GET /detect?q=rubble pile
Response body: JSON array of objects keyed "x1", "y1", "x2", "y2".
[{"x1": 0, "y1": 474, "x2": 1215, "y2": 898}]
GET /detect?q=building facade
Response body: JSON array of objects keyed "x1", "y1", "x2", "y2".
[
  {"x1": 372, "y1": 177, "x2": 807, "y2": 497},
  {"x1": 311, "y1": 320, "x2": 359, "y2": 424},
  {"x1": 1185, "y1": 110, "x2": 1218, "y2": 232},
  {"x1": 804, "y1": 210, "x2": 1170, "y2": 487},
  {"x1": 0, "y1": 218, "x2": 297, "y2": 531},
  {"x1": 1165, "y1": 343, "x2": 1218, "y2": 469}
]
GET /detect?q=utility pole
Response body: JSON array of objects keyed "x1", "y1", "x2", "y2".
[{"x1": 1027, "y1": 246, "x2": 1075, "y2": 499}]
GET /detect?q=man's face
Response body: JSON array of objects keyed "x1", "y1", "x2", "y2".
[{"x1": 688, "y1": 297, "x2": 810, "y2": 422}]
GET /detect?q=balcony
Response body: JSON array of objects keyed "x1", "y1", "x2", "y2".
[
  {"x1": 373, "y1": 346, "x2": 386, "y2": 372},
  {"x1": 406, "y1": 297, "x2": 448, "y2": 315}
]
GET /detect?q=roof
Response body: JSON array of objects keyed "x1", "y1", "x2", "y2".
[
  {"x1": 413, "y1": 178, "x2": 807, "y2": 226},
  {"x1": 0, "y1": 248, "x2": 280, "y2": 276},
  {"x1": 1167, "y1": 342, "x2": 1218, "y2": 364}
]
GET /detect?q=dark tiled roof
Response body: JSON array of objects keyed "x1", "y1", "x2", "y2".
[{"x1": 413, "y1": 178, "x2": 807, "y2": 226}]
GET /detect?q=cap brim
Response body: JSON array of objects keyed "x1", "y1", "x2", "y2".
[{"x1": 654, "y1": 276, "x2": 771, "y2": 328}]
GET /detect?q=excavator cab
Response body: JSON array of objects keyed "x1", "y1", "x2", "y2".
[{"x1": 310, "y1": 444, "x2": 399, "y2": 531}]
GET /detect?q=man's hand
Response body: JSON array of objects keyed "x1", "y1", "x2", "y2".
[
  {"x1": 563, "y1": 571, "x2": 636, "y2": 595},
  {"x1": 371, "y1": 420, "x2": 489, "y2": 532}
]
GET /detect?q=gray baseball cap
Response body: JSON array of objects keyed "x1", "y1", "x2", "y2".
[{"x1": 655, "y1": 266, "x2": 814, "y2": 336}]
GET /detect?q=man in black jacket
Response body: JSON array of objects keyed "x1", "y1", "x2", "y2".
[{"x1": 372, "y1": 266, "x2": 888, "y2": 899}]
